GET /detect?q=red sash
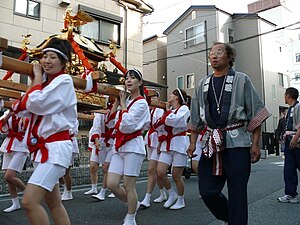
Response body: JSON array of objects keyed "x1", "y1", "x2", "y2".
[
  {"x1": 147, "y1": 108, "x2": 157, "y2": 147},
  {"x1": 158, "y1": 130, "x2": 186, "y2": 151},
  {"x1": 90, "y1": 133, "x2": 100, "y2": 155},
  {"x1": 6, "y1": 115, "x2": 23, "y2": 153},
  {"x1": 102, "y1": 126, "x2": 115, "y2": 147},
  {"x1": 6, "y1": 130, "x2": 24, "y2": 153},
  {"x1": 114, "y1": 96, "x2": 144, "y2": 151},
  {"x1": 28, "y1": 129, "x2": 70, "y2": 163},
  {"x1": 157, "y1": 106, "x2": 186, "y2": 151},
  {"x1": 26, "y1": 72, "x2": 71, "y2": 163}
]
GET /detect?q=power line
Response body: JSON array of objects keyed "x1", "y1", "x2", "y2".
[{"x1": 143, "y1": 20, "x2": 300, "y2": 65}]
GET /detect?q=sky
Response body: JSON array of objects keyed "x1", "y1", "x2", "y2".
[{"x1": 142, "y1": 0, "x2": 299, "y2": 39}]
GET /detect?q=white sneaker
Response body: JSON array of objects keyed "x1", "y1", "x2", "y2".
[
  {"x1": 3, "y1": 204, "x2": 21, "y2": 213},
  {"x1": 222, "y1": 222, "x2": 228, "y2": 225},
  {"x1": 170, "y1": 198, "x2": 185, "y2": 210},
  {"x1": 108, "y1": 193, "x2": 115, "y2": 198},
  {"x1": 136, "y1": 201, "x2": 140, "y2": 212},
  {"x1": 84, "y1": 188, "x2": 98, "y2": 195},
  {"x1": 277, "y1": 195, "x2": 299, "y2": 203},
  {"x1": 61, "y1": 192, "x2": 73, "y2": 201},
  {"x1": 123, "y1": 216, "x2": 137, "y2": 225},
  {"x1": 153, "y1": 193, "x2": 167, "y2": 203},
  {"x1": 92, "y1": 191, "x2": 105, "y2": 201},
  {"x1": 163, "y1": 193, "x2": 178, "y2": 208},
  {"x1": 140, "y1": 198, "x2": 150, "y2": 208}
]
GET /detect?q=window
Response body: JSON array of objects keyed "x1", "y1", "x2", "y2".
[
  {"x1": 278, "y1": 73, "x2": 284, "y2": 87},
  {"x1": 296, "y1": 53, "x2": 300, "y2": 63},
  {"x1": 14, "y1": 0, "x2": 40, "y2": 19},
  {"x1": 79, "y1": 5, "x2": 122, "y2": 46},
  {"x1": 186, "y1": 73, "x2": 194, "y2": 89},
  {"x1": 184, "y1": 22, "x2": 204, "y2": 48},
  {"x1": 191, "y1": 11, "x2": 196, "y2": 20},
  {"x1": 228, "y1": 28, "x2": 234, "y2": 42},
  {"x1": 177, "y1": 76, "x2": 184, "y2": 89},
  {"x1": 295, "y1": 73, "x2": 300, "y2": 81},
  {"x1": 272, "y1": 84, "x2": 276, "y2": 100},
  {"x1": 278, "y1": 73, "x2": 288, "y2": 87}
]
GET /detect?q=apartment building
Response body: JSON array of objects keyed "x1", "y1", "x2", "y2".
[
  {"x1": 152, "y1": 5, "x2": 289, "y2": 132},
  {"x1": 143, "y1": 34, "x2": 167, "y2": 101}
]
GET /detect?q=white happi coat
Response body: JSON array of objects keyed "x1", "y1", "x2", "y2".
[
  {"x1": 107, "y1": 97, "x2": 150, "y2": 155},
  {"x1": 0, "y1": 110, "x2": 29, "y2": 154},
  {"x1": 71, "y1": 120, "x2": 79, "y2": 154},
  {"x1": 13, "y1": 74, "x2": 77, "y2": 168},
  {"x1": 88, "y1": 112, "x2": 101, "y2": 154},
  {"x1": 156, "y1": 105, "x2": 190, "y2": 154},
  {"x1": 99, "y1": 111, "x2": 115, "y2": 149},
  {"x1": 144, "y1": 107, "x2": 164, "y2": 148}
]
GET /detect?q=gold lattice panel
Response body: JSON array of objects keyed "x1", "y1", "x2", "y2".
[{"x1": 76, "y1": 90, "x2": 108, "y2": 112}]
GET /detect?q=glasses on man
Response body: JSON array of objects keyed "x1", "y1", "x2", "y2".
[{"x1": 208, "y1": 50, "x2": 225, "y2": 58}]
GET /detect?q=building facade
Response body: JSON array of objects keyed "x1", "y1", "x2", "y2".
[
  {"x1": 155, "y1": 5, "x2": 289, "y2": 132},
  {"x1": 143, "y1": 34, "x2": 167, "y2": 101},
  {"x1": 0, "y1": 0, "x2": 153, "y2": 135}
]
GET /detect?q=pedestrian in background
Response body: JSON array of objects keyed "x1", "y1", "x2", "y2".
[
  {"x1": 187, "y1": 42, "x2": 270, "y2": 225},
  {"x1": 276, "y1": 108, "x2": 287, "y2": 153},
  {"x1": 277, "y1": 87, "x2": 300, "y2": 204}
]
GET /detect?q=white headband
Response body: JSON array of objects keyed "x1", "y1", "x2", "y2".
[
  {"x1": 42, "y1": 47, "x2": 68, "y2": 61},
  {"x1": 126, "y1": 68, "x2": 143, "y2": 79},
  {"x1": 177, "y1": 88, "x2": 186, "y2": 104}
]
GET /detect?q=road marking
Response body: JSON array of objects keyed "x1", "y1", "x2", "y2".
[{"x1": 270, "y1": 161, "x2": 284, "y2": 167}]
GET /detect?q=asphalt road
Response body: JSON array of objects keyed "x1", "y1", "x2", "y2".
[{"x1": 1, "y1": 155, "x2": 300, "y2": 225}]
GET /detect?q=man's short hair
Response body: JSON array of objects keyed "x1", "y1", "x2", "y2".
[
  {"x1": 285, "y1": 87, "x2": 299, "y2": 100},
  {"x1": 211, "y1": 42, "x2": 236, "y2": 68}
]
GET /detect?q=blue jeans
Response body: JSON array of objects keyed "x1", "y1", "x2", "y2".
[{"x1": 284, "y1": 138, "x2": 300, "y2": 196}]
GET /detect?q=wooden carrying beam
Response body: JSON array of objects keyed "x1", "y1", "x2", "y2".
[
  {"x1": 77, "y1": 112, "x2": 94, "y2": 120},
  {"x1": 0, "y1": 54, "x2": 124, "y2": 98},
  {"x1": 0, "y1": 37, "x2": 8, "y2": 51},
  {"x1": 0, "y1": 89, "x2": 21, "y2": 99},
  {"x1": 151, "y1": 99, "x2": 166, "y2": 109}
]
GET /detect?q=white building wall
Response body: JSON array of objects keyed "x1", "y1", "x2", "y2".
[{"x1": 0, "y1": 0, "x2": 145, "y2": 79}]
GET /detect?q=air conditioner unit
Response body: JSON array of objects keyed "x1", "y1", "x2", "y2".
[{"x1": 58, "y1": 0, "x2": 70, "y2": 7}]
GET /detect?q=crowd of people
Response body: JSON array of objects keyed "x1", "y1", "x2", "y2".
[{"x1": 0, "y1": 41, "x2": 278, "y2": 225}]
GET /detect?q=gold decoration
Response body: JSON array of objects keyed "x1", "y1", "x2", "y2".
[
  {"x1": 119, "y1": 76, "x2": 125, "y2": 84},
  {"x1": 21, "y1": 34, "x2": 31, "y2": 50}
]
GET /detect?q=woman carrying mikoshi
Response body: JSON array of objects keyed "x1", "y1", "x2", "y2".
[
  {"x1": 84, "y1": 112, "x2": 102, "y2": 195},
  {"x1": 0, "y1": 108, "x2": 29, "y2": 213},
  {"x1": 107, "y1": 69, "x2": 150, "y2": 225},
  {"x1": 60, "y1": 119, "x2": 80, "y2": 201},
  {"x1": 155, "y1": 88, "x2": 190, "y2": 210},
  {"x1": 11, "y1": 38, "x2": 77, "y2": 225},
  {"x1": 91, "y1": 107, "x2": 115, "y2": 201},
  {"x1": 140, "y1": 93, "x2": 167, "y2": 208}
]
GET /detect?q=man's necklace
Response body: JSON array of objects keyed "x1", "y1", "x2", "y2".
[{"x1": 211, "y1": 75, "x2": 227, "y2": 114}]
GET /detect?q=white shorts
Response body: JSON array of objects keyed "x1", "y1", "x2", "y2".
[
  {"x1": 146, "y1": 146, "x2": 159, "y2": 161},
  {"x1": 108, "y1": 152, "x2": 144, "y2": 177},
  {"x1": 2, "y1": 152, "x2": 28, "y2": 173},
  {"x1": 90, "y1": 149, "x2": 113, "y2": 164},
  {"x1": 28, "y1": 162, "x2": 66, "y2": 192},
  {"x1": 158, "y1": 151, "x2": 187, "y2": 167}
]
